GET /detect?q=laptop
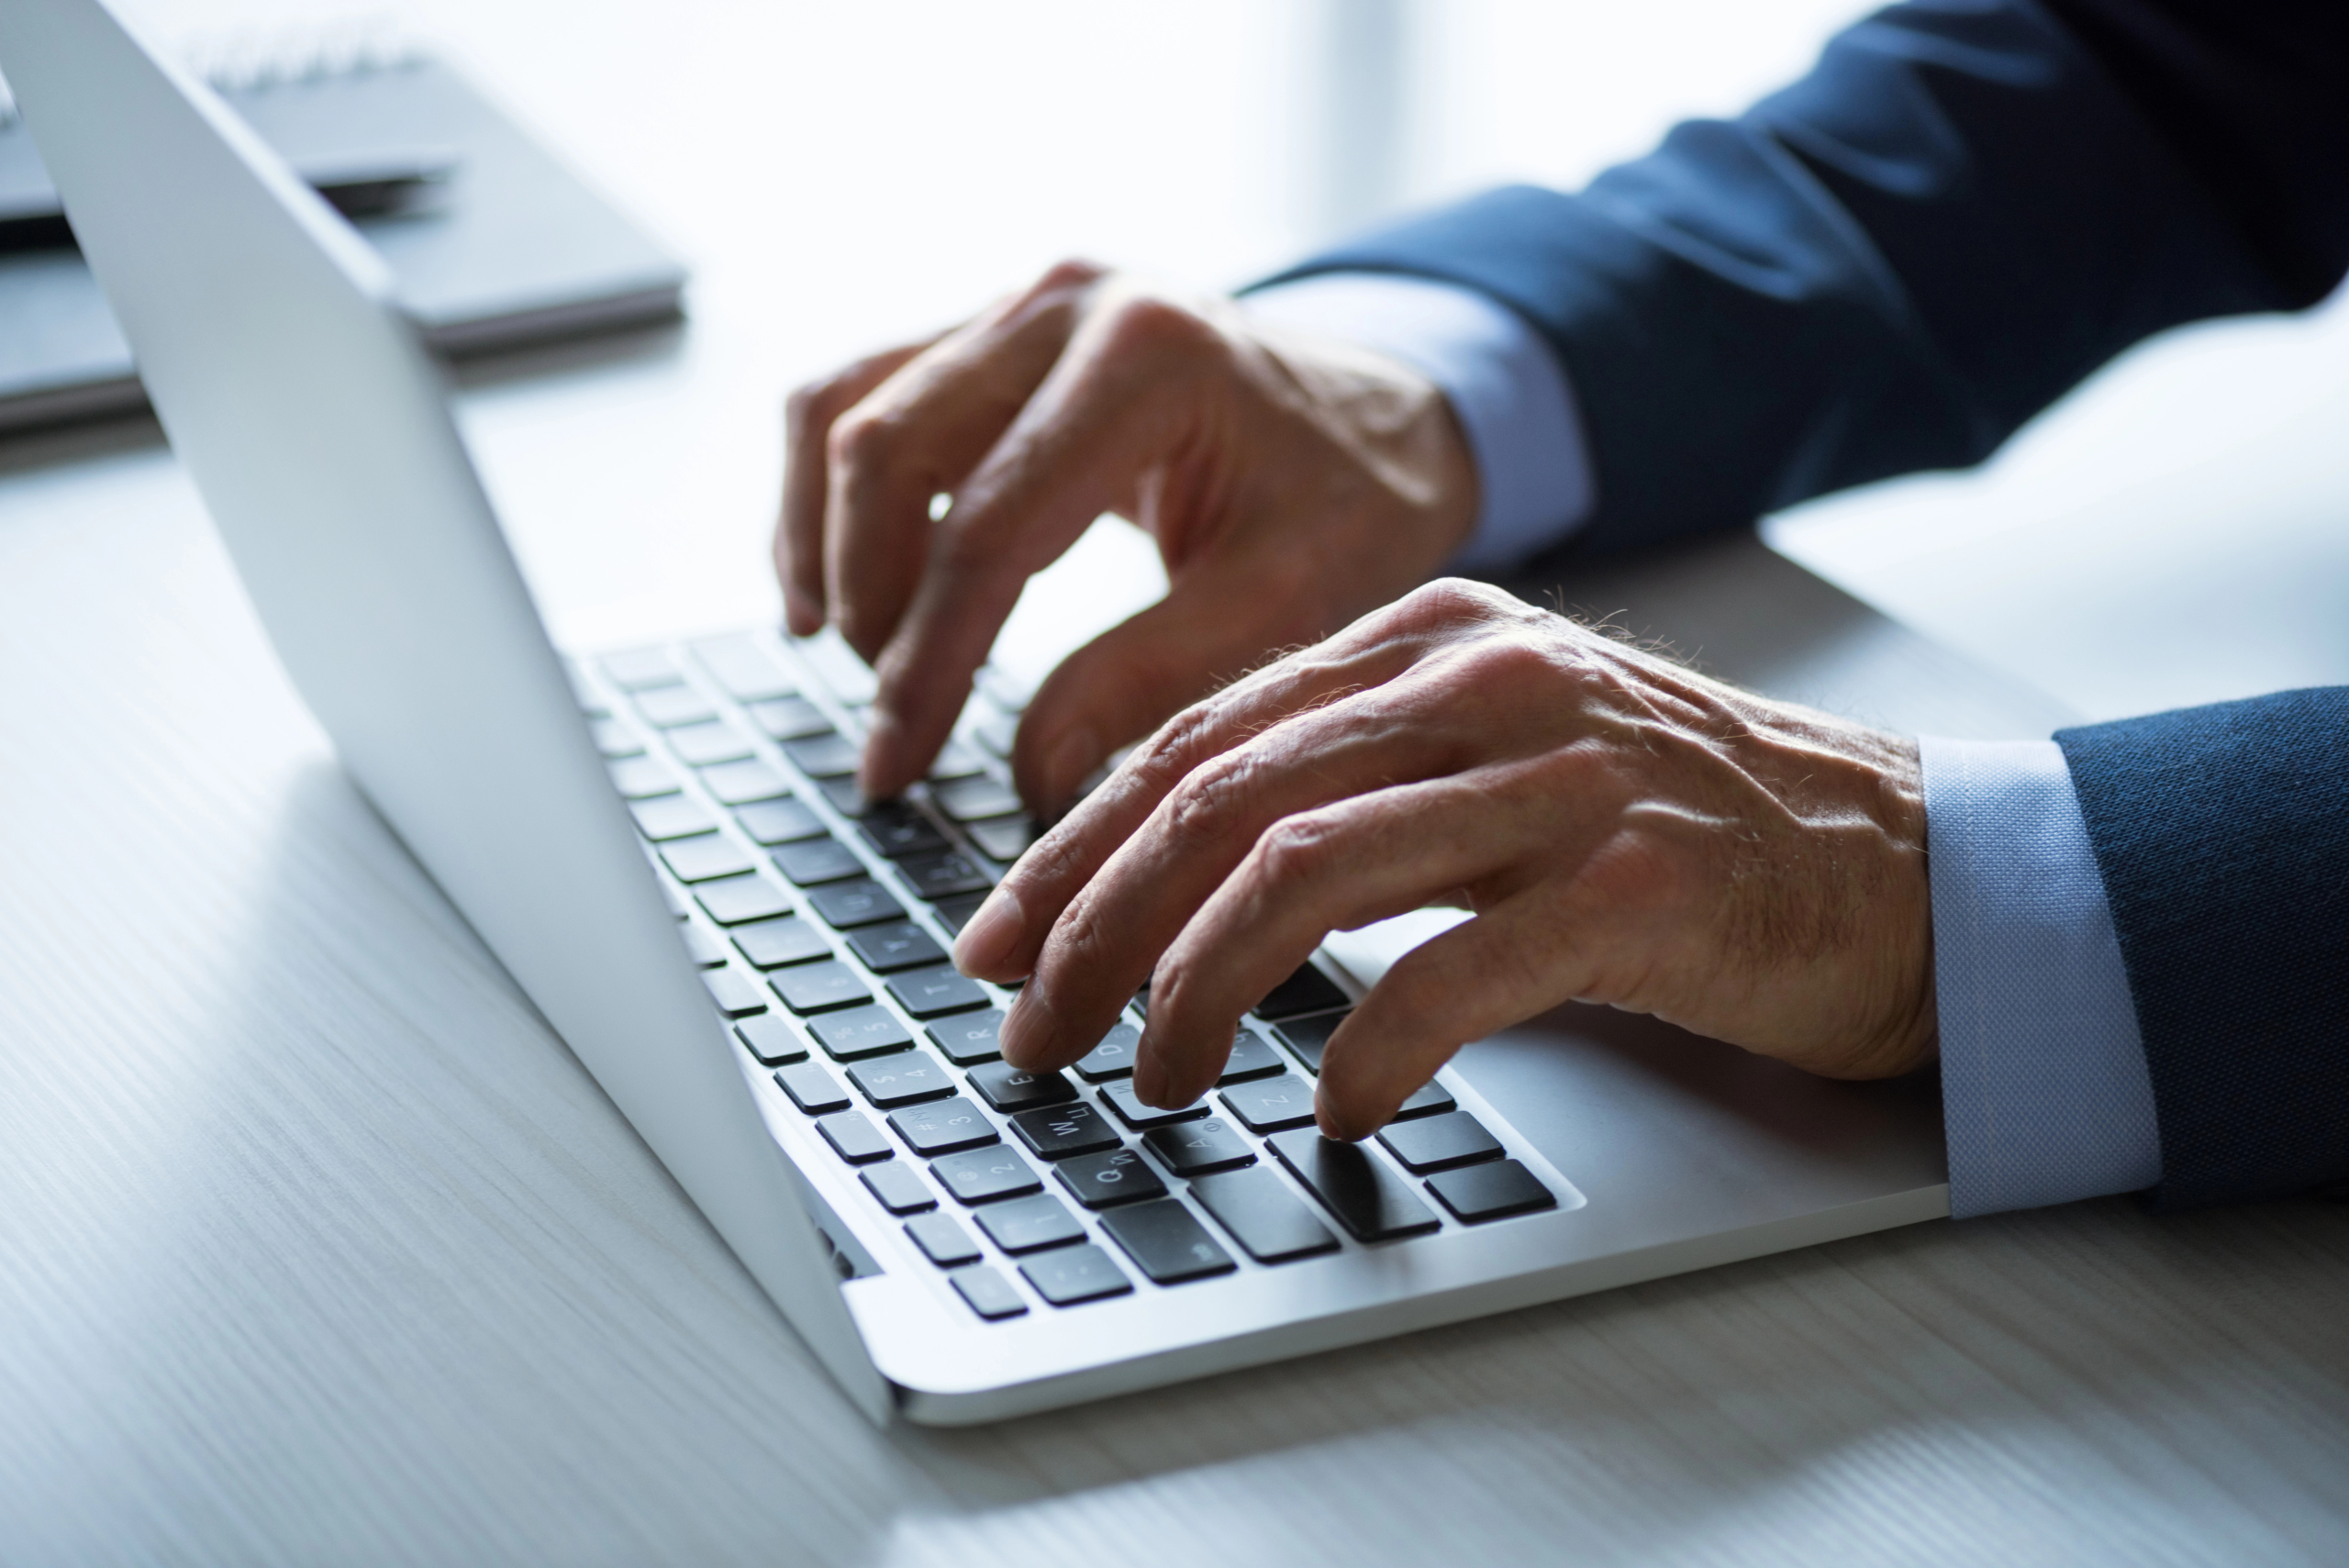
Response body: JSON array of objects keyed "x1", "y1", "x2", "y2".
[{"x1": 1, "y1": 0, "x2": 1951, "y2": 1425}]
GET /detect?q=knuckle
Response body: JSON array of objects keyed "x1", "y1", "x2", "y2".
[
  {"x1": 1131, "y1": 700, "x2": 1220, "y2": 791},
  {"x1": 1252, "y1": 811, "x2": 1341, "y2": 886},
  {"x1": 1098, "y1": 289, "x2": 1216, "y2": 362},
  {"x1": 1403, "y1": 576, "x2": 1515, "y2": 628},
  {"x1": 1162, "y1": 750, "x2": 1261, "y2": 850},
  {"x1": 1038, "y1": 256, "x2": 1108, "y2": 293},
  {"x1": 824, "y1": 406, "x2": 896, "y2": 475}
]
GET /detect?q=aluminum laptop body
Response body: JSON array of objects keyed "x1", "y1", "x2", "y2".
[{"x1": 1, "y1": 0, "x2": 1954, "y2": 1426}]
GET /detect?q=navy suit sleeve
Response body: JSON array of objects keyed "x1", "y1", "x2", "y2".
[
  {"x1": 1263, "y1": 0, "x2": 2349, "y2": 552},
  {"x1": 2054, "y1": 694, "x2": 2349, "y2": 1208}
]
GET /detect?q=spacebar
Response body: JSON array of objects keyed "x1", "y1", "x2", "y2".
[{"x1": 1266, "y1": 1130, "x2": 1441, "y2": 1241}]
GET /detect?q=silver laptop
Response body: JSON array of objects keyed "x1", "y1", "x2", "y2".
[{"x1": 2, "y1": 0, "x2": 1950, "y2": 1425}]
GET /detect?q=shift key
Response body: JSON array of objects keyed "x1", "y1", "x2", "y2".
[{"x1": 1266, "y1": 1129, "x2": 1441, "y2": 1242}]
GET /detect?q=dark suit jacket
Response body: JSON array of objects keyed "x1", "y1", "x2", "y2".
[{"x1": 1271, "y1": 0, "x2": 2349, "y2": 1207}]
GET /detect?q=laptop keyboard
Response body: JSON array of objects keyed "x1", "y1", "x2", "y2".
[{"x1": 572, "y1": 630, "x2": 1557, "y2": 1323}]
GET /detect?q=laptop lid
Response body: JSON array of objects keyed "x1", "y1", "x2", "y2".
[{"x1": 0, "y1": 0, "x2": 892, "y2": 1422}]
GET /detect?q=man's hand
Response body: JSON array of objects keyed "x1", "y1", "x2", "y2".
[
  {"x1": 952, "y1": 580, "x2": 1938, "y2": 1139},
  {"x1": 775, "y1": 260, "x2": 1477, "y2": 810}
]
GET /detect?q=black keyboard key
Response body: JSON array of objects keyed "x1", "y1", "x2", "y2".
[
  {"x1": 1391, "y1": 1080, "x2": 1457, "y2": 1120},
  {"x1": 806, "y1": 878, "x2": 906, "y2": 929},
  {"x1": 731, "y1": 914, "x2": 831, "y2": 970},
  {"x1": 700, "y1": 967, "x2": 768, "y2": 1018},
  {"x1": 926, "y1": 1009, "x2": 1007, "y2": 1066},
  {"x1": 1219, "y1": 1074, "x2": 1318, "y2": 1134},
  {"x1": 1216, "y1": 1030, "x2": 1286, "y2": 1084},
  {"x1": 1252, "y1": 963, "x2": 1350, "y2": 1021},
  {"x1": 817, "y1": 775, "x2": 870, "y2": 817},
  {"x1": 774, "y1": 836, "x2": 864, "y2": 886},
  {"x1": 889, "y1": 1095, "x2": 999, "y2": 1157},
  {"x1": 695, "y1": 874, "x2": 793, "y2": 927},
  {"x1": 630, "y1": 795, "x2": 716, "y2": 840},
  {"x1": 1099, "y1": 1081, "x2": 1208, "y2": 1129},
  {"x1": 661, "y1": 835, "x2": 756, "y2": 884},
  {"x1": 846, "y1": 1051, "x2": 955, "y2": 1107},
  {"x1": 666, "y1": 719, "x2": 754, "y2": 767},
  {"x1": 608, "y1": 755, "x2": 681, "y2": 800},
  {"x1": 967, "y1": 1061, "x2": 1078, "y2": 1114},
  {"x1": 897, "y1": 850, "x2": 992, "y2": 901},
  {"x1": 952, "y1": 1265, "x2": 1030, "y2": 1320},
  {"x1": 699, "y1": 759, "x2": 790, "y2": 806},
  {"x1": 860, "y1": 1161, "x2": 937, "y2": 1215},
  {"x1": 735, "y1": 1015, "x2": 807, "y2": 1066},
  {"x1": 770, "y1": 961, "x2": 872, "y2": 1015},
  {"x1": 974, "y1": 1193, "x2": 1085, "y2": 1254},
  {"x1": 1378, "y1": 1110, "x2": 1502, "y2": 1173},
  {"x1": 931, "y1": 893, "x2": 989, "y2": 936},
  {"x1": 1019, "y1": 1244, "x2": 1131, "y2": 1307},
  {"x1": 906, "y1": 1212, "x2": 981, "y2": 1267},
  {"x1": 749, "y1": 695, "x2": 833, "y2": 741},
  {"x1": 1267, "y1": 1130, "x2": 1442, "y2": 1242},
  {"x1": 845, "y1": 920, "x2": 946, "y2": 973},
  {"x1": 1189, "y1": 1169, "x2": 1341, "y2": 1262},
  {"x1": 735, "y1": 795, "x2": 827, "y2": 845},
  {"x1": 886, "y1": 965, "x2": 989, "y2": 1019},
  {"x1": 807, "y1": 1004, "x2": 913, "y2": 1060},
  {"x1": 1054, "y1": 1147, "x2": 1167, "y2": 1210},
  {"x1": 602, "y1": 648, "x2": 683, "y2": 691},
  {"x1": 1142, "y1": 1118, "x2": 1256, "y2": 1177},
  {"x1": 934, "y1": 774, "x2": 1022, "y2": 822},
  {"x1": 1273, "y1": 1010, "x2": 1346, "y2": 1073},
  {"x1": 857, "y1": 802, "x2": 951, "y2": 859},
  {"x1": 783, "y1": 733, "x2": 861, "y2": 778},
  {"x1": 693, "y1": 636, "x2": 797, "y2": 702},
  {"x1": 817, "y1": 1110, "x2": 892, "y2": 1164},
  {"x1": 930, "y1": 1145, "x2": 1042, "y2": 1206},
  {"x1": 1426, "y1": 1159, "x2": 1555, "y2": 1222},
  {"x1": 1008, "y1": 1100, "x2": 1121, "y2": 1161},
  {"x1": 634, "y1": 684, "x2": 718, "y2": 727},
  {"x1": 1100, "y1": 1199, "x2": 1237, "y2": 1284},
  {"x1": 774, "y1": 1062, "x2": 850, "y2": 1116},
  {"x1": 966, "y1": 817, "x2": 1037, "y2": 863},
  {"x1": 1072, "y1": 1024, "x2": 1142, "y2": 1083},
  {"x1": 681, "y1": 924, "x2": 727, "y2": 968}
]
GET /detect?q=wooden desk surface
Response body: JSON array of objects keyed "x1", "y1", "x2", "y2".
[{"x1": 5, "y1": 3, "x2": 2345, "y2": 1559}]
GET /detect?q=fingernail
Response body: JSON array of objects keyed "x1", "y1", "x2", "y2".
[
  {"x1": 857, "y1": 713, "x2": 904, "y2": 798},
  {"x1": 1313, "y1": 1084, "x2": 1360, "y2": 1142},
  {"x1": 1131, "y1": 1045, "x2": 1166, "y2": 1106},
  {"x1": 1041, "y1": 727, "x2": 1099, "y2": 810},
  {"x1": 997, "y1": 990, "x2": 1045, "y2": 1067},
  {"x1": 952, "y1": 887, "x2": 1024, "y2": 977}
]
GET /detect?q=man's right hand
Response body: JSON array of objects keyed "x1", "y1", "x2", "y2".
[{"x1": 774, "y1": 260, "x2": 1480, "y2": 812}]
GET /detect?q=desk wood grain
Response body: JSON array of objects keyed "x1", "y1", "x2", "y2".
[{"x1": 3, "y1": 450, "x2": 2344, "y2": 1566}]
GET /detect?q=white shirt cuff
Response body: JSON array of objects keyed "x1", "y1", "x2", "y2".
[
  {"x1": 1920, "y1": 736, "x2": 2163, "y2": 1216},
  {"x1": 1240, "y1": 272, "x2": 1596, "y2": 571}
]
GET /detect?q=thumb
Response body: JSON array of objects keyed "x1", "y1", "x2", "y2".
[{"x1": 1011, "y1": 561, "x2": 1309, "y2": 813}]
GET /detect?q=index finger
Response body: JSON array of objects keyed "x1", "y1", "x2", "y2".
[
  {"x1": 854, "y1": 301, "x2": 1197, "y2": 799},
  {"x1": 949, "y1": 586, "x2": 1468, "y2": 982},
  {"x1": 777, "y1": 341, "x2": 931, "y2": 635}
]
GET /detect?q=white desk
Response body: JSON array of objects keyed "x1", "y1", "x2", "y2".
[{"x1": 5, "y1": 3, "x2": 2346, "y2": 1561}]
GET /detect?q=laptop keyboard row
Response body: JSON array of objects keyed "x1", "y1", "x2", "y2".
[{"x1": 574, "y1": 631, "x2": 1555, "y2": 1322}]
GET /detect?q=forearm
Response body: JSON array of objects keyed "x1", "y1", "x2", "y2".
[{"x1": 1263, "y1": 0, "x2": 2349, "y2": 554}]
